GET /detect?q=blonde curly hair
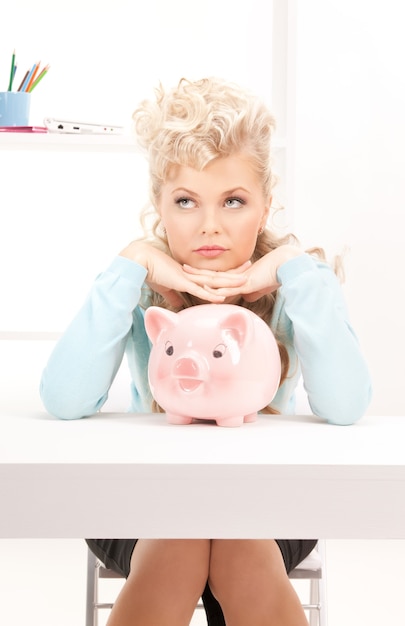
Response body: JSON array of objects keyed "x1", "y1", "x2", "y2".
[{"x1": 133, "y1": 76, "x2": 277, "y2": 205}]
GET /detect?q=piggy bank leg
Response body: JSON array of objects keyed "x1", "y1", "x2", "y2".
[
  {"x1": 244, "y1": 412, "x2": 258, "y2": 423},
  {"x1": 216, "y1": 416, "x2": 245, "y2": 427},
  {"x1": 166, "y1": 413, "x2": 193, "y2": 425}
]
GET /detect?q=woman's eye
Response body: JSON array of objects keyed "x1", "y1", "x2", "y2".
[
  {"x1": 176, "y1": 197, "x2": 195, "y2": 209},
  {"x1": 225, "y1": 197, "x2": 245, "y2": 208}
]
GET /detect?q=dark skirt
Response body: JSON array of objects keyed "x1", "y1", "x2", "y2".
[{"x1": 86, "y1": 538, "x2": 317, "y2": 626}]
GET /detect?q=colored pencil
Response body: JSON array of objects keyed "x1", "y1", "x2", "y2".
[
  {"x1": 28, "y1": 64, "x2": 50, "y2": 92},
  {"x1": 7, "y1": 49, "x2": 16, "y2": 91},
  {"x1": 17, "y1": 70, "x2": 29, "y2": 92},
  {"x1": 20, "y1": 63, "x2": 36, "y2": 93},
  {"x1": 25, "y1": 61, "x2": 41, "y2": 92}
]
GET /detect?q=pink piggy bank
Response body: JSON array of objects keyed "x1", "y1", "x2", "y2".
[{"x1": 144, "y1": 304, "x2": 281, "y2": 427}]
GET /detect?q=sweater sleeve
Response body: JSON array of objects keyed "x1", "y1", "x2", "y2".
[
  {"x1": 40, "y1": 256, "x2": 147, "y2": 420},
  {"x1": 276, "y1": 254, "x2": 372, "y2": 425}
]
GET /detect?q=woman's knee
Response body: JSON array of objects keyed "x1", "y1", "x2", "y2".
[
  {"x1": 208, "y1": 540, "x2": 288, "y2": 604},
  {"x1": 208, "y1": 540, "x2": 308, "y2": 624},
  {"x1": 108, "y1": 540, "x2": 211, "y2": 625},
  {"x1": 130, "y1": 539, "x2": 211, "y2": 593}
]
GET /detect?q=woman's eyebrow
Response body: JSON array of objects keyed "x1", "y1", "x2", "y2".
[
  {"x1": 171, "y1": 186, "x2": 250, "y2": 196},
  {"x1": 171, "y1": 187, "x2": 200, "y2": 197},
  {"x1": 222, "y1": 187, "x2": 250, "y2": 196}
]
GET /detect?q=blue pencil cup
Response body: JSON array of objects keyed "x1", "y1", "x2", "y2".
[{"x1": 0, "y1": 92, "x2": 31, "y2": 127}]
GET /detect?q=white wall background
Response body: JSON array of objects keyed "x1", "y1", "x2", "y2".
[
  {"x1": 1, "y1": 1, "x2": 405, "y2": 625},
  {"x1": 291, "y1": 0, "x2": 405, "y2": 416},
  {"x1": 1, "y1": 0, "x2": 274, "y2": 125}
]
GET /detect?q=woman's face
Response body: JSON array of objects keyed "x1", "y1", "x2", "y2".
[{"x1": 157, "y1": 154, "x2": 270, "y2": 271}]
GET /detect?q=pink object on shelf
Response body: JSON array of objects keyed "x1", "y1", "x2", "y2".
[
  {"x1": 0, "y1": 126, "x2": 47, "y2": 132},
  {"x1": 144, "y1": 304, "x2": 281, "y2": 427}
]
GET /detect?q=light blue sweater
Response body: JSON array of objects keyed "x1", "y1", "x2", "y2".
[{"x1": 40, "y1": 253, "x2": 372, "y2": 425}]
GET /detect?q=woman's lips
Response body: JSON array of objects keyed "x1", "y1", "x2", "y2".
[{"x1": 194, "y1": 246, "x2": 227, "y2": 258}]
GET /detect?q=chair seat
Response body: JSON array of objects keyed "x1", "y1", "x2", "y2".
[
  {"x1": 294, "y1": 549, "x2": 322, "y2": 570},
  {"x1": 98, "y1": 566, "x2": 123, "y2": 579},
  {"x1": 289, "y1": 549, "x2": 322, "y2": 579}
]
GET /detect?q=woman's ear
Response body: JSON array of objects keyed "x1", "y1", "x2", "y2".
[
  {"x1": 260, "y1": 198, "x2": 271, "y2": 230},
  {"x1": 154, "y1": 200, "x2": 162, "y2": 216}
]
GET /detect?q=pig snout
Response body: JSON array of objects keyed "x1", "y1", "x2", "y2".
[{"x1": 174, "y1": 357, "x2": 205, "y2": 392}]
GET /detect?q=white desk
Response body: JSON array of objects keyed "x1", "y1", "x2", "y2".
[{"x1": 0, "y1": 412, "x2": 404, "y2": 539}]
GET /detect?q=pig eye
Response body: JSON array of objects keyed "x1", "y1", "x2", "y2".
[
  {"x1": 213, "y1": 344, "x2": 226, "y2": 358},
  {"x1": 165, "y1": 341, "x2": 174, "y2": 356}
]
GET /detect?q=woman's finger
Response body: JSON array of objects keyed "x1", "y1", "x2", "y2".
[
  {"x1": 182, "y1": 270, "x2": 248, "y2": 289},
  {"x1": 183, "y1": 260, "x2": 251, "y2": 276}
]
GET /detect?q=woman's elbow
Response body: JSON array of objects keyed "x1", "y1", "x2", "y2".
[
  {"x1": 40, "y1": 392, "x2": 86, "y2": 420},
  {"x1": 39, "y1": 381, "x2": 106, "y2": 420},
  {"x1": 311, "y1": 382, "x2": 373, "y2": 426}
]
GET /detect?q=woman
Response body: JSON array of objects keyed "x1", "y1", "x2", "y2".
[{"x1": 41, "y1": 77, "x2": 371, "y2": 625}]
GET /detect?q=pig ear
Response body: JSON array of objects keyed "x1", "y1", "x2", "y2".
[
  {"x1": 144, "y1": 306, "x2": 178, "y2": 344},
  {"x1": 219, "y1": 310, "x2": 252, "y2": 348}
]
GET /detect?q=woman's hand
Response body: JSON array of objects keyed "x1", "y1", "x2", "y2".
[
  {"x1": 183, "y1": 245, "x2": 305, "y2": 303},
  {"x1": 119, "y1": 241, "x2": 249, "y2": 306}
]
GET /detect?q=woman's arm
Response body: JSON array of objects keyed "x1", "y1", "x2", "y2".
[
  {"x1": 276, "y1": 254, "x2": 372, "y2": 425},
  {"x1": 40, "y1": 256, "x2": 147, "y2": 419}
]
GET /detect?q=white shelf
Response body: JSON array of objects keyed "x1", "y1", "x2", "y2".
[
  {"x1": 0, "y1": 132, "x2": 139, "y2": 152},
  {"x1": 0, "y1": 132, "x2": 286, "y2": 153}
]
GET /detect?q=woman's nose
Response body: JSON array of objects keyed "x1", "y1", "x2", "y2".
[{"x1": 200, "y1": 208, "x2": 221, "y2": 234}]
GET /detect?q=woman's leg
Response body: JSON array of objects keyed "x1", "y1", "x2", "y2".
[
  {"x1": 106, "y1": 539, "x2": 210, "y2": 626},
  {"x1": 208, "y1": 539, "x2": 309, "y2": 626}
]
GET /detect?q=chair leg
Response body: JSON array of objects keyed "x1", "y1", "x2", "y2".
[
  {"x1": 85, "y1": 548, "x2": 98, "y2": 626},
  {"x1": 318, "y1": 542, "x2": 328, "y2": 626},
  {"x1": 308, "y1": 578, "x2": 320, "y2": 626}
]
